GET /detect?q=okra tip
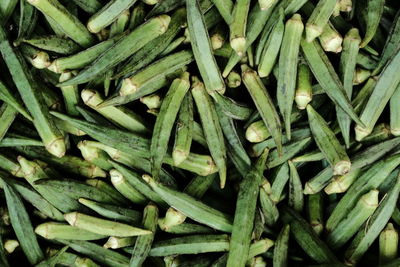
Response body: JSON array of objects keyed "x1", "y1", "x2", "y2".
[
  {"x1": 109, "y1": 169, "x2": 124, "y2": 184},
  {"x1": 333, "y1": 160, "x2": 351, "y2": 176},
  {"x1": 361, "y1": 189, "x2": 379, "y2": 207},
  {"x1": 103, "y1": 237, "x2": 121, "y2": 249},
  {"x1": 324, "y1": 178, "x2": 345, "y2": 194},
  {"x1": 32, "y1": 52, "x2": 51, "y2": 69},
  {"x1": 81, "y1": 89, "x2": 100, "y2": 106},
  {"x1": 156, "y1": 15, "x2": 172, "y2": 34},
  {"x1": 295, "y1": 93, "x2": 312, "y2": 110},
  {"x1": 47, "y1": 61, "x2": 60, "y2": 74},
  {"x1": 303, "y1": 182, "x2": 316, "y2": 195}
]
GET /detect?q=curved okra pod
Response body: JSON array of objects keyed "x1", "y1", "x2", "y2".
[
  {"x1": 64, "y1": 212, "x2": 152, "y2": 237},
  {"x1": 305, "y1": 0, "x2": 337, "y2": 42},
  {"x1": 336, "y1": 28, "x2": 361, "y2": 148},
  {"x1": 355, "y1": 49, "x2": 400, "y2": 141},
  {"x1": 277, "y1": 13, "x2": 304, "y2": 140},
  {"x1": 173, "y1": 93, "x2": 193, "y2": 166},
  {"x1": 129, "y1": 204, "x2": 158, "y2": 267},
  {"x1": 242, "y1": 64, "x2": 282, "y2": 155},
  {"x1": 258, "y1": 7, "x2": 284, "y2": 78},
  {"x1": 187, "y1": 0, "x2": 225, "y2": 94},
  {"x1": 357, "y1": 0, "x2": 385, "y2": 48},
  {"x1": 150, "y1": 72, "x2": 190, "y2": 179},
  {"x1": 78, "y1": 140, "x2": 113, "y2": 171},
  {"x1": 82, "y1": 89, "x2": 149, "y2": 134},
  {"x1": 191, "y1": 77, "x2": 227, "y2": 188},
  {"x1": 0, "y1": 79, "x2": 32, "y2": 121},
  {"x1": 59, "y1": 15, "x2": 171, "y2": 86},
  {"x1": 0, "y1": 24, "x2": 65, "y2": 157},
  {"x1": 307, "y1": 104, "x2": 350, "y2": 175},
  {"x1": 0, "y1": 104, "x2": 18, "y2": 142},
  {"x1": 301, "y1": 38, "x2": 363, "y2": 127},
  {"x1": 210, "y1": 0, "x2": 233, "y2": 24},
  {"x1": 35, "y1": 222, "x2": 106, "y2": 240},
  {"x1": 27, "y1": 0, "x2": 95, "y2": 47},
  {"x1": 227, "y1": 149, "x2": 268, "y2": 267},
  {"x1": 20, "y1": 44, "x2": 51, "y2": 70},
  {"x1": 143, "y1": 174, "x2": 233, "y2": 232},
  {"x1": 16, "y1": 0, "x2": 38, "y2": 44},
  {"x1": 230, "y1": 0, "x2": 251, "y2": 56}
]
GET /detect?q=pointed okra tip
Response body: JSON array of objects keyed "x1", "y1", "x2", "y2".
[
  {"x1": 119, "y1": 78, "x2": 137, "y2": 96},
  {"x1": 355, "y1": 124, "x2": 371, "y2": 142}
]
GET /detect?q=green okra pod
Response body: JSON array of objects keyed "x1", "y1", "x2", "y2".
[
  {"x1": 230, "y1": 0, "x2": 251, "y2": 56},
  {"x1": 277, "y1": 13, "x2": 304, "y2": 139},
  {"x1": 379, "y1": 223, "x2": 399, "y2": 265},
  {"x1": 390, "y1": 84, "x2": 400, "y2": 136},
  {"x1": 191, "y1": 77, "x2": 227, "y2": 188},
  {"x1": 78, "y1": 198, "x2": 141, "y2": 224},
  {"x1": 295, "y1": 59, "x2": 313, "y2": 110},
  {"x1": 151, "y1": 72, "x2": 190, "y2": 179},
  {"x1": 110, "y1": 170, "x2": 148, "y2": 205},
  {"x1": 273, "y1": 225, "x2": 290, "y2": 267},
  {"x1": 82, "y1": 89, "x2": 149, "y2": 134},
  {"x1": 35, "y1": 222, "x2": 107, "y2": 240},
  {"x1": 173, "y1": 93, "x2": 193, "y2": 166},
  {"x1": 288, "y1": 161, "x2": 304, "y2": 212},
  {"x1": 301, "y1": 37, "x2": 363, "y2": 127},
  {"x1": 60, "y1": 15, "x2": 171, "y2": 86},
  {"x1": 227, "y1": 149, "x2": 268, "y2": 267},
  {"x1": 104, "y1": 237, "x2": 136, "y2": 249},
  {"x1": 0, "y1": 24, "x2": 65, "y2": 157},
  {"x1": 129, "y1": 204, "x2": 159, "y2": 267},
  {"x1": 355, "y1": 48, "x2": 400, "y2": 141},
  {"x1": 27, "y1": 0, "x2": 95, "y2": 47},
  {"x1": 345, "y1": 174, "x2": 400, "y2": 265},
  {"x1": 22, "y1": 35, "x2": 81, "y2": 55},
  {"x1": 327, "y1": 189, "x2": 379, "y2": 250},
  {"x1": 357, "y1": 0, "x2": 385, "y2": 48},
  {"x1": 307, "y1": 104, "x2": 350, "y2": 175},
  {"x1": 305, "y1": 0, "x2": 338, "y2": 42},
  {"x1": 143, "y1": 174, "x2": 233, "y2": 232},
  {"x1": 336, "y1": 28, "x2": 361, "y2": 148},
  {"x1": 187, "y1": 0, "x2": 225, "y2": 94},
  {"x1": 242, "y1": 64, "x2": 282, "y2": 154},
  {"x1": 64, "y1": 212, "x2": 152, "y2": 237}
]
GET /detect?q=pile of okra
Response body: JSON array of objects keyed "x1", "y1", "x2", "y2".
[{"x1": 1, "y1": 0, "x2": 400, "y2": 266}]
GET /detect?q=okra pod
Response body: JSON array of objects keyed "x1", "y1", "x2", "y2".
[
  {"x1": 390, "y1": 84, "x2": 400, "y2": 136},
  {"x1": 191, "y1": 77, "x2": 227, "y2": 188},
  {"x1": 60, "y1": 15, "x2": 171, "y2": 86},
  {"x1": 230, "y1": 0, "x2": 251, "y2": 56},
  {"x1": 242, "y1": 64, "x2": 282, "y2": 154},
  {"x1": 288, "y1": 161, "x2": 304, "y2": 212},
  {"x1": 151, "y1": 72, "x2": 190, "y2": 179},
  {"x1": 110, "y1": 169, "x2": 148, "y2": 205},
  {"x1": 173, "y1": 93, "x2": 193, "y2": 166},
  {"x1": 379, "y1": 223, "x2": 399, "y2": 264},
  {"x1": 27, "y1": 0, "x2": 95, "y2": 47},
  {"x1": 277, "y1": 13, "x2": 304, "y2": 139},
  {"x1": 187, "y1": 0, "x2": 225, "y2": 94},
  {"x1": 305, "y1": 0, "x2": 338, "y2": 42},
  {"x1": 64, "y1": 212, "x2": 152, "y2": 237},
  {"x1": 35, "y1": 222, "x2": 107, "y2": 240},
  {"x1": 295, "y1": 59, "x2": 313, "y2": 110},
  {"x1": 273, "y1": 225, "x2": 290, "y2": 267}
]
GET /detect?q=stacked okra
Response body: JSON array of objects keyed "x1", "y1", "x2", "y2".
[{"x1": 0, "y1": 0, "x2": 400, "y2": 266}]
